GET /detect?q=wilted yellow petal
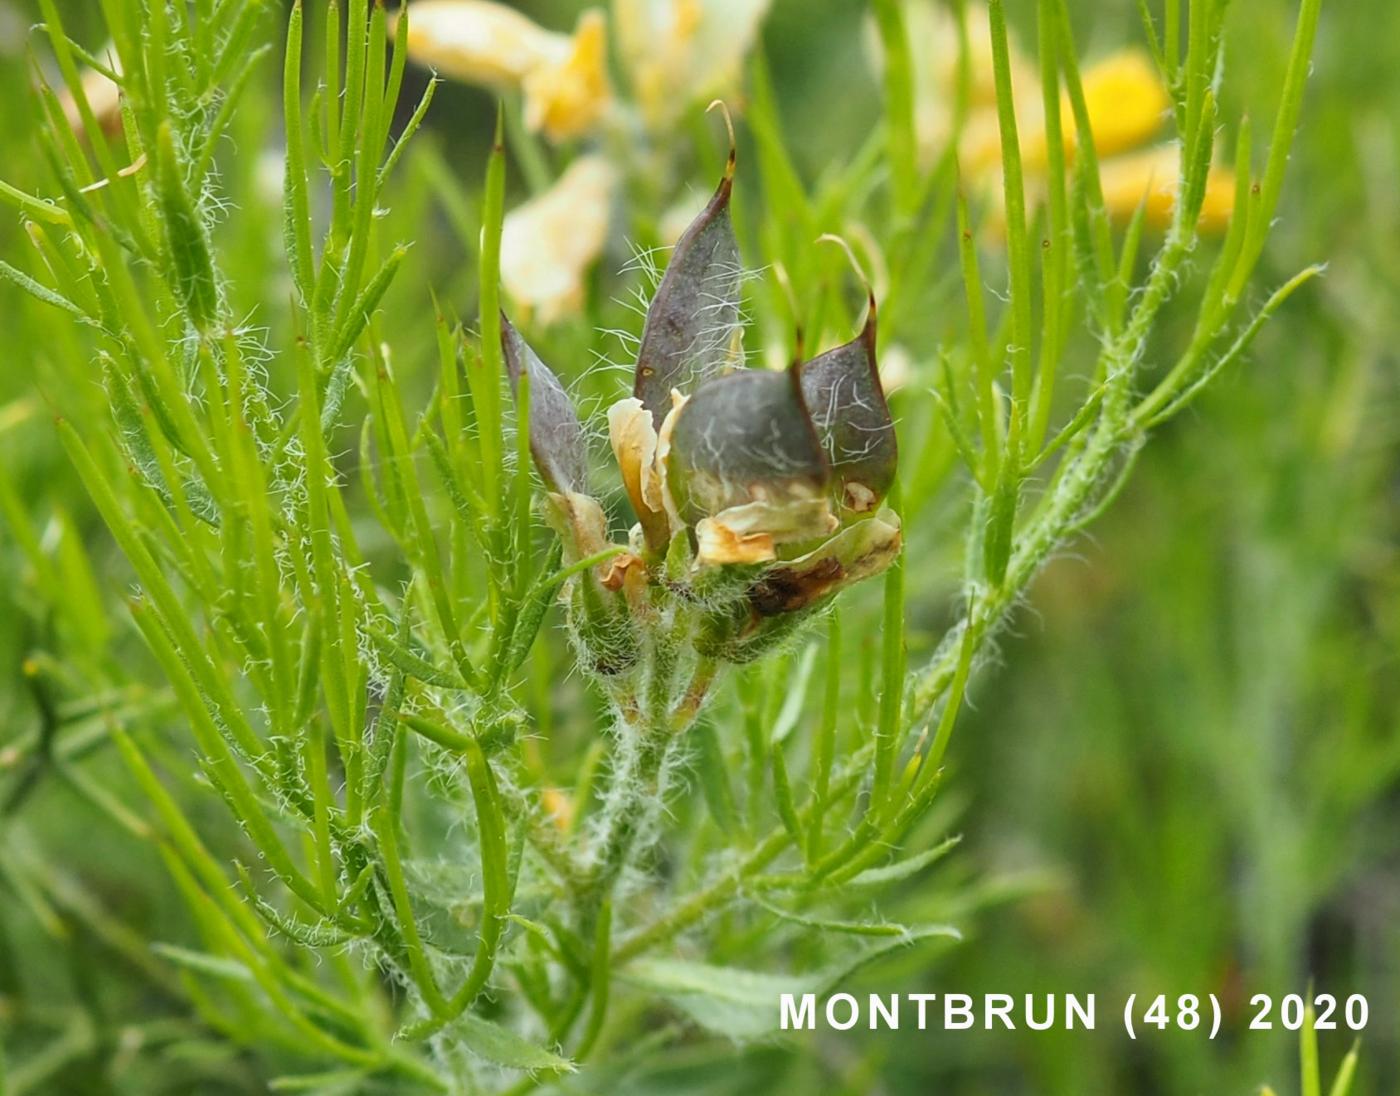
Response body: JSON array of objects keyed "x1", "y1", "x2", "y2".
[
  {"x1": 694, "y1": 523, "x2": 774, "y2": 565},
  {"x1": 1098, "y1": 145, "x2": 1236, "y2": 234},
  {"x1": 694, "y1": 498, "x2": 836, "y2": 566},
  {"x1": 403, "y1": 0, "x2": 566, "y2": 87},
  {"x1": 522, "y1": 9, "x2": 613, "y2": 141},
  {"x1": 501, "y1": 155, "x2": 617, "y2": 324},
  {"x1": 653, "y1": 389, "x2": 688, "y2": 537},
  {"x1": 615, "y1": 0, "x2": 770, "y2": 128},
  {"x1": 607, "y1": 396, "x2": 672, "y2": 549},
  {"x1": 751, "y1": 511, "x2": 902, "y2": 613}
]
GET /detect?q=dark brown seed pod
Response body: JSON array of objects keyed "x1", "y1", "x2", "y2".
[
  {"x1": 799, "y1": 296, "x2": 897, "y2": 513},
  {"x1": 501, "y1": 312, "x2": 588, "y2": 494},
  {"x1": 632, "y1": 109, "x2": 742, "y2": 427},
  {"x1": 666, "y1": 365, "x2": 829, "y2": 525}
]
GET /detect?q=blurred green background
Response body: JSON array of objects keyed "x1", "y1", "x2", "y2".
[{"x1": 0, "y1": 0, "x2": 1395, "y2": 1093}]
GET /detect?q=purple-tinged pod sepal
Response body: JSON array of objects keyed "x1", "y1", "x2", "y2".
[
  {"x1": 632, "y1": 151, "x2": 744, "y2": 429},
  {"x1": 798, "y1": 301, "x2": 897, "y2": 514},
  {"x1": 502, "y1": 312, "x2": 610, "y2": 564},
  {"x1": 665, "y1": 365, "x2": 837, "y2": 566},
  {"x1": 502, "y1": 312, "x2": 589, "y2": 496}
]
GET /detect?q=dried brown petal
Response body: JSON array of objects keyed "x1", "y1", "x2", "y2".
[
  {"x1": 747, "y1": 510, "x2": 901, "y2": 615},
  {"x1": 694, "y1": 510, "x2": 901, "y2": 662}
]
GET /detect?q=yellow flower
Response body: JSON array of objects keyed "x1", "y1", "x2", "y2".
[
  {"x1": 892, "y1": 0, "x2": 1233, "y2": 234},
  {"x1": 1072, "y1": 50, "x2": 1170, "y2": 160},
  {"x1": 614, "y1": 0, "x2": 772, "y2": 129},
  {"x1": 402, "y1": 1, "x2": 612, "y2": 141},
  {"x1": 1098, "y1": 145, "x2": 1235, "y2": 234},
  {"x1": 520, "y1": 10, "x2": 610, "y2": 141},
  {"x1": 894, "y1": 0, "x2": 1037, "y2": 168},
  {"x1": 403, "y1": 1, "x2": 558, "y2": 86},
  {"x1": 500, "y1": 155, "x2": 618, "y2": 325},
  {"x1": 408, "y1": 1, "x2": 776, "y2": 320}
]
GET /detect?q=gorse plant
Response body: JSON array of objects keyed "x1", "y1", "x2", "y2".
[{"x1": 0, "y1": 0, "x2": 1324, "y2": 1090}]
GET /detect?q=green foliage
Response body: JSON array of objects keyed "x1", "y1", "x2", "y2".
[{"x1": 0, "y1": 0, "x2": 1353, "y2": 1092}]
